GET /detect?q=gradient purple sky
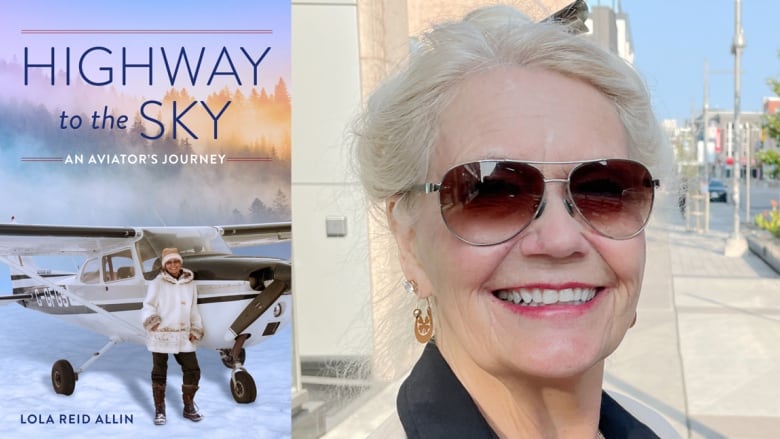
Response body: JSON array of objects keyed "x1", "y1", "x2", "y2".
[{"x1": 2, "y1": 0, "x2": 290, "y2": 98}]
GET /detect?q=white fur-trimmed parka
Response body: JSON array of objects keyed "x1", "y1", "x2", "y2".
[{"x1": 141, "y1": 268, "x2": 204, "y2": 353}]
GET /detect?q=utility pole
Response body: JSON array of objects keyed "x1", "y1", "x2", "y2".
[
  {"x1": 725, "y1": 0, "x2": 748, "y2": 256},
  {"x1": 703, "y1": 60, "x2": 710, "y2": 233},
  {"x1": 745, "y1": 122, "x2": 751, "y2": 221}
]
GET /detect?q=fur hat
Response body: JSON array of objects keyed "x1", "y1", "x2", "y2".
[{"x1": 161, "y1": 247, "x2": 183, "y2": 266}]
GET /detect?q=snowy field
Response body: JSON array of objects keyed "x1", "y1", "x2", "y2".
[{"x1": 0, "y1": 302, "x2": 291, "y2": 439}]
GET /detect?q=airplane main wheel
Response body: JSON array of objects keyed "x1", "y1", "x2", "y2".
[
  {"x1": 231, "y1": 370, "x2": 257, "y2": 403},
  {"x1": 52, "y1": 359, "x2": 76, "y2": 395}
]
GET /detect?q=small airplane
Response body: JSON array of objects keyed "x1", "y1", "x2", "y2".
[{"x1": 0, "y1": 221, "x2": 291, "y2": 404}]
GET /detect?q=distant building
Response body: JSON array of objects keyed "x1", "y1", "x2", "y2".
[
  {"x1": 766, "y1": 97, "x2": 780, "y2": 115},
  {"x1": 694, "y1": 109, "x2": 763, "y2": 178},
  {"x1": 764, "y1": 97, "x2": 780, "y2": 150},
  {"x1": 662, "y1": 119, "x2": 679, "y2": 133},
  {"x1": 584, "y1": 0, "x2": 634, "y2": 64}
]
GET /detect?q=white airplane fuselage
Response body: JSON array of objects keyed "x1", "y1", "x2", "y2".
[{"x1": 11, "y1": 268, "x2": 291, "y2": 350}]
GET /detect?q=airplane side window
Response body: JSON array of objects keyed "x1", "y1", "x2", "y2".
[
  {"x1": 81, "y1": 258, "x2": 101, "y2": 284},
  {"x1": 103, "y1": 249, "x2": 135, "y2": 283}
]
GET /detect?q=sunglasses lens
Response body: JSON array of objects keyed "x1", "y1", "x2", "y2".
[
  {"x1": 569, "y1": 160, "x2": 655, "y2": 239},
  {"x1": 439, "y1": 161, "x2": 544, "y2": 245}
]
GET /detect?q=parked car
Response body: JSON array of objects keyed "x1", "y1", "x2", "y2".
[{"x1": 708, "y1": 179, "x2": 728, "y2": 202}]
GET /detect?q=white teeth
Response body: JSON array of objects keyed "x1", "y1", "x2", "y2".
[
  {"x1": 542, "y1": 290, "x2": 557, "y2": 304},
  {"x1": 495, "y1": 287, "x2": 598, "y2": 306}
]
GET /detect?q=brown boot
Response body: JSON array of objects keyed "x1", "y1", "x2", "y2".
[
  {"x1": 182, "y1": 384, "x2": 203, "y2": 422},
  {"x1": 152, "y1": 383, "x2": 166, "y2": 425}
]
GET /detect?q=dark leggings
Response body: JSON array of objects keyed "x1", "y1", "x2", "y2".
[{"x1": 151, "y1": 352, "x2": 201, "y2": 386}]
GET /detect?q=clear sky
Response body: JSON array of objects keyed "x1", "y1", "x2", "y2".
[{"x1": 618, "y1": 0, "x2": 778, "y2": 123}]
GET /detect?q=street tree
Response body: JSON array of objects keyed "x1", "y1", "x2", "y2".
[
  {"x1": 759, "y1": 50, "x2": 780, "y2": 178},
  {"x1": 757, "y1": 149, "x2": 780, "y2": 179},
  {"x1": 765, "y1": 75, "x2": 780, "y2": 143}
]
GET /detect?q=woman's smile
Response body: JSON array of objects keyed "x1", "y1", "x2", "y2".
[{"x1": 495, "y1": 286, "x2": 600, "y2": 307}]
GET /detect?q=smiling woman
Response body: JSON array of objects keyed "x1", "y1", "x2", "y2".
[{"x1": 352, "y1": 3, "x2": 669, "y2": 438}]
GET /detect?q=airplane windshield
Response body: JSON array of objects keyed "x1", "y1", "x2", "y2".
[
  {"x1": 136, "y1": 228, "x2": 232, "y2": 280},
  {"x1": 141, "y1": 227, "x2": 231, "y2": 255}
]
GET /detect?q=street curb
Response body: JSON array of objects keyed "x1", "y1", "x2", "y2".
[{"x1": 745, "y1": 226, "x2": 780, "y2": 275}]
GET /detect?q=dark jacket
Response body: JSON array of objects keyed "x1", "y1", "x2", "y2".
[{"x1": 397, "y1": 342, "x2": 661, "y2": 439}]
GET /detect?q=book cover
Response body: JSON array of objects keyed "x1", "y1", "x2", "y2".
[{"x1": 0, "y1": 1, "x2": 291, "y2": 437}]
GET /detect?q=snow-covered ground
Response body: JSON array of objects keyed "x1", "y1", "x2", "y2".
[{"x1": 0, "y1": 302, "x2": 291, "y2": 439}]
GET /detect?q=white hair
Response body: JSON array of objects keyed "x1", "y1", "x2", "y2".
[{"x1": 352, "y1": 4, "x2": 666, "y2": 215}]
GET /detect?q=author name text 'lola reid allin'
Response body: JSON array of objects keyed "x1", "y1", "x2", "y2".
[{"x1": 20, "y1": 413, "x2": 134, "y2": 425}]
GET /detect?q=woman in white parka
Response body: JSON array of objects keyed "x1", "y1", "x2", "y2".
[{"x1": 141, "y1": 247, "x2": 204, "y2": 426}]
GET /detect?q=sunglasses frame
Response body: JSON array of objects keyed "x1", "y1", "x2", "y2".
[{"x1": 411, "y1": 158, "x2": 660, "y2": 246}]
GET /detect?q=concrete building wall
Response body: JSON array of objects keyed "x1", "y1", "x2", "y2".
[
  {"x1": 291, "y1": 0, "x2": 371, "y2": 359},
  {"x1": 616, "y1": 12, "x2": 634, "y2": 64},
  {"x1": 584, "y1": 4, "x2": 635, "y2": 64},
  {"x1": 586, "y1": 6, "x2": 618, "y2": 54}
]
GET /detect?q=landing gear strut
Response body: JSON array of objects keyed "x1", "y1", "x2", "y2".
[
  {"x1": 50, "y1": 337, "x2": 120, "y2": 395},
  {"x1": 219, "y1": 279, "x2": 287, "y2": 403},
  {"x1": 219, "y1": 347, "x2": 246, "y2": 368}
]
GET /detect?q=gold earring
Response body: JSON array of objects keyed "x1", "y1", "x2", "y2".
[{"x1": 413, "y1": 298, "x2": 433, "y2": 343}]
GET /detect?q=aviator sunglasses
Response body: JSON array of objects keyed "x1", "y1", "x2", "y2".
[{"x1": 411, "y1": 159, "x2": 660, "y2": 246}]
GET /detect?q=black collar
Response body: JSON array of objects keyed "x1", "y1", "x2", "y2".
[{"x1": 397, "y1": 343, "x2": 659, "y2": 439}]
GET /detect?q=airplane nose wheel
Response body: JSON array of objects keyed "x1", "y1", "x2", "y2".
[
  {"x1": 52, "y1": 359, "x2": 77, "y2": 395},
  {"x1": 230, "y1": 369, "x2": 257, "y2": 403}
]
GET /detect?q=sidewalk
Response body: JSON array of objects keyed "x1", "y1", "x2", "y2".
[{"x1": 605, "y1": 193, "x2": 780, "y2": 439}]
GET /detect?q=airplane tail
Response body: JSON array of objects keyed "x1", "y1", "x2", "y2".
[
  {"x1": 1, "y1": 256, "x2": 38, "y2": 304},
  {"x1": 7, "y1": 256, "x2": 73, "y2": 294}
]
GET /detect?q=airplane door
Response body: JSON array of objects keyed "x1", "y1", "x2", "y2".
[
  {"x1": 101, "y1": 248, "x2": 145, "y2": 339},
  {"x1": 102, "y1": 249, "x2": 143, "y2": 297}
]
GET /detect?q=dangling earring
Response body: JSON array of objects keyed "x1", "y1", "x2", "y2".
[
  {"x1": 413, "y1": 299, "x2": 434, "y2": 343},
  {"x1": 404, "y1": 280, "x2": 434, "y2": 343}
]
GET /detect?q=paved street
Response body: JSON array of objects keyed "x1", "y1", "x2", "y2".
[{"x1": 605, "y1": 187, "x2": 780, "y2": 439}]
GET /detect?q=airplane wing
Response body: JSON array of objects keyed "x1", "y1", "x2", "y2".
[
  {"x1": 0, "y1": 224, "x2": 139, "y2": 256},
  {"x1": 217, "y1": 221, "x2": 291, "y2": 248},
  {"x1": 0, "y1": 222, "x2": 290, "y2": 254}
]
